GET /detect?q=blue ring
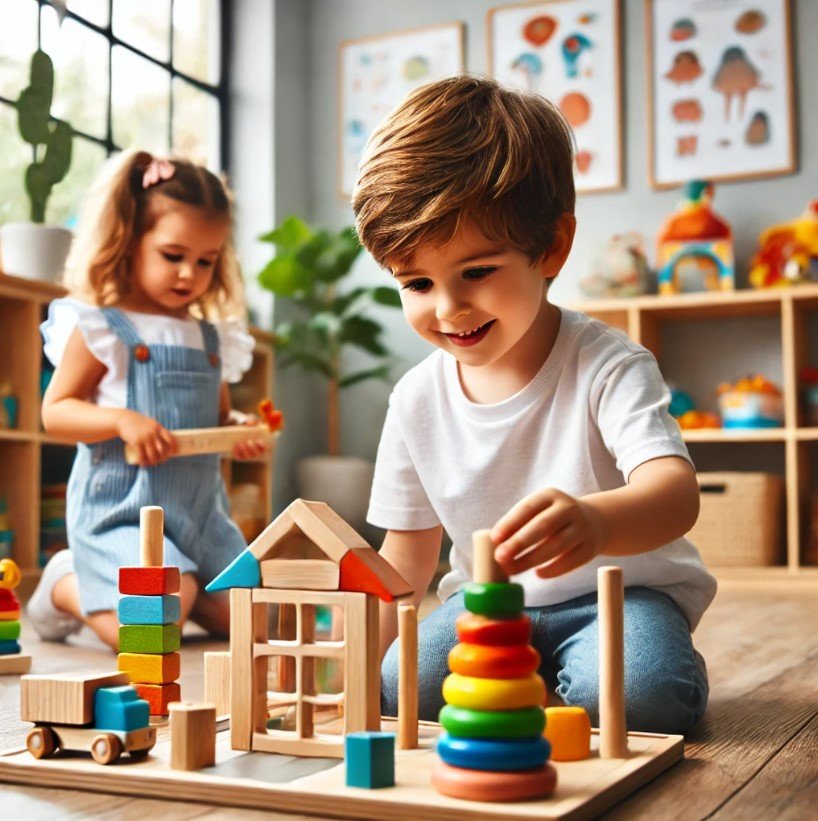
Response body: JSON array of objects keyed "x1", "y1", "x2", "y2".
[{"x1": 436, "y1": 733, "x2": 551, "y2": 771}]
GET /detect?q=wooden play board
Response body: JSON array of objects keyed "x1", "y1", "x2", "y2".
[{"x1": 0, "y1": 718, "x2": 682, "y2": 820}]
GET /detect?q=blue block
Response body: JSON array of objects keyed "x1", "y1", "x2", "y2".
[
  {"x1": 436, "y1": 733, "x2": 551, "y2": 771},
  {"x1": 345, "y1": 732, "x2": 395, "y2": 789},
  {"x1": 94, "y1": 685, "x2": 150, "y2": 732},
  {"x1": 205, "y1": 548, "x2": 260, "y2": 592},
  {"x1": 118, "y1": 594, "x2": 181, "y2": 625},
  {"x1": 0, "y1": 639, "x2": 21, "y2": 655}
]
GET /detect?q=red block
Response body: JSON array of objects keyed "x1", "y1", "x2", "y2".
[
  {"x1": 135, "y1": 681, "x2": 181, "y2": 715},
  {"x1": 119, "y1": 566, "x2": 181, "y2": 595}
]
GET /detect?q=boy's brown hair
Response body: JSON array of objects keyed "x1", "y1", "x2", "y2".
[{"x1": 352, "y1": 75, "x2": 576, "y2": 269}]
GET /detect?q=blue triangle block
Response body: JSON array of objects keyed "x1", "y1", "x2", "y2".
[{"x1": 206, "y1": 549, "x2": 260, "y2": 592}]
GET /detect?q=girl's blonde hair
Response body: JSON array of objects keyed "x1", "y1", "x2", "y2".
[{"x1": 64, "y1": 149, "x2": 245, "y2": 320}]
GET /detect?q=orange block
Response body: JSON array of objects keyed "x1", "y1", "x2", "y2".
[
  {"x1": 118, "y1": 651, "x2": 180, "y2": 684},
  {"x1": 448, "y1": 642, "x2": 541, "y2": 679},
  {"x1": 544, "y1": 706, "x2": 591, "y2": 761},
  {"x1": 136, "y1": 681, "x2": 181, "y2": 715}
]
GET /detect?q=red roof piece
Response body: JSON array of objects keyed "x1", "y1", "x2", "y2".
[{"x1": 339, "y1": 547, "x2": 414, "y2": 603}]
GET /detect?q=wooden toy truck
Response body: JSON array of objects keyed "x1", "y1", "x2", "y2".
[{"x1": 22, "y1": 672, "x2": 157, "y2": 765}]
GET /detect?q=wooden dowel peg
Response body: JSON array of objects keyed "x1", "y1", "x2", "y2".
[
  {"x1": 140, "y1": 506, "x2": 164, "y2": 568},
  {"x1": 472, "y1": 530, "x2": 506, "y2": 584},
  {"x1": 398, "y1": 603, "x2": 418, "y2": 750},
  {"x1": 598, "y1": 566, "x2": 628, "y2": 758}
]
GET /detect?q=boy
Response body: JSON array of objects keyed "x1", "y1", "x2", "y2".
[{"x1": 352, "y1": 76, "x2": 716, "y2": 734}]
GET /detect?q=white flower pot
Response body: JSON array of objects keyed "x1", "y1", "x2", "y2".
[
  {"x1": 0, "y1": 222, "x2": 72, "y2": 283},
  {"x1": 296, "y1": 455, "x2": 375, "y2": 534}
]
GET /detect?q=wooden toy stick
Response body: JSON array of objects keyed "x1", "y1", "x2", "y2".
[
  {"x1": 140, "y1": 506, "x2": 164, "y2": 567},
  {"x1": 598, "y1": 566, "x2": 628, "y2": 758},
  {"x1": 397, "y1": 603, "x2": 418, "y2": 750},
  {"x1": 472, "y1": 530, "x2": 506, "y2": 584}
]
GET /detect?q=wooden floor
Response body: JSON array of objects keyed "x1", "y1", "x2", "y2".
[{"x1": 1, "y1": 582, "x2": 816, "y2": 819}]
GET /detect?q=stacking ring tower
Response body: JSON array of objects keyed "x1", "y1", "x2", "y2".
[{"x1": 431, "y1": 531, "x2": 557, "y2": 802}]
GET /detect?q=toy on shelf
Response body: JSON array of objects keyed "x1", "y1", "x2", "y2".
[
  {"x1": 40, "y1": 483, "x2": 67, "y2": 566},
  {"x1": 117, "y1": 506, "x2": 182, "y2": 715},
  {"x1": 0, "y1": 382, "x2": 18, "y2": 429},
  {"x1": 717, "y1": 374, "x2": 783, "y2": 429},
  {"x1": 21, "y1": 671, "x2": 156, "y2": 764},
  {"x1": 124, "y1": 398, "x2": 284, "y2": 465},
  {"x1": 0, "y1": 558, "x2": 30, "y2": 675},
  {"x1": 669, "y1": 387, "x2": 721, "y2": 430},
  {"x1": 0, "y1": 498, "x2": 13, "y2": 561},
  {"x1": 579, "y1": 233, "x2": 651, "y2": 299},
  {"x1": 749, "y1": 201, "x2": 818, "y2": 289},
  {"x1": 432, "y1": 531, "x2": 558, "y2": 802},
  {"x1": 656, "y1": 180, "x2": 734, "y2": 295},
  {"x1": 800, "y1": 366, "x2": 818, "y2": 426}
]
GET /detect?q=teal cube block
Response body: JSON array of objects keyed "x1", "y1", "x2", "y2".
[
  {"x1": 345, "y1": 732, "x2": 395, "y2": 788},
  {"x1": 119, "y1": 623, "x2": 181, "y2": 654},
  {"x1": 94, "y1": 685, "x2": 150, "y2": 731},
  {"x1": 118, "y1": 594, "x2": 181, "y2": 625}
]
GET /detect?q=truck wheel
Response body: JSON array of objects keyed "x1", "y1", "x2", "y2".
[
  {"x1": 91, "y1": 733, "x2": 122, "y2": 765},
  {"x1": 26, "y1": 727, "x2": 56, "y2": 759}
]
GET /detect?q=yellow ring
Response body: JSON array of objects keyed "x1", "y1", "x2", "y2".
[
  {"x1": 442, "y1": 672, "x2": 545, "y2": 711},
  {"x1": 0, "y1": 559, "x2": 21, "y2": 590}
]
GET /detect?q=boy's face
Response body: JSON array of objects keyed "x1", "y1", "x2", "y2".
[{"x1": 389, "y1": 223, "x2": 561, "y2": 369}]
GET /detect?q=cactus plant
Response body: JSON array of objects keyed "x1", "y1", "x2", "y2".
[{"x1": 16, "y1": 50, "x2": 73, "y2": 223}]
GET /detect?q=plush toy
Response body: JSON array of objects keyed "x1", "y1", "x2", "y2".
[
  {"x1": 749, "y1": 201, "x2": 818, "y2": 289},
  {"x1": 656, "y1": 180, "x2": 734, "y2": 295},
  {"x1": 579, "y1": 233, "x2": 651, "y2": 299}
]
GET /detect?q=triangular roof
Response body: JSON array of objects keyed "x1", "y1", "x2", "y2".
[{"x1": 206, "y1": 499, "x2": 413, "y2": 602}]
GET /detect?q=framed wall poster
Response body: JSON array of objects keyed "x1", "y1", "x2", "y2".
[
  {"x1": 647, "y1": 0, "x2": 796, "y2": 189},
  {"x1": 487, "y1": 0, "x2": 623, "y2": 194},
  {"x1": 338, "y1": 22, "x2": 465, "y2": 199}
]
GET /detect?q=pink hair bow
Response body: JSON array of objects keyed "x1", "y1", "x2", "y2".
[{"x1": 142, "y1": 158, "x2": 176, "y2": 189}]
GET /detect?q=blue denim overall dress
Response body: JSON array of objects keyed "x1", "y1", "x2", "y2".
[{"x1": 67, "y1": 307, "x2": 246, "y2": 615}]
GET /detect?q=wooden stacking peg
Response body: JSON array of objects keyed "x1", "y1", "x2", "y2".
[
  {"x1": 598, "y1": 566, "x2": 628, "y2": 758},
  {"x1": 140, "y1": 506, "x2": 164, "y2": 567},
  {"x1": 472, "y1": 530, "x2": 506, "y2": 585},
  {"x1": 398, "y1": 603, "x2": 418, "y2": 750}
]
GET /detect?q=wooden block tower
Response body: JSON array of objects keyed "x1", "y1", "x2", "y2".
[
  {"x1": 431, "y1": 531, "x2": 556, "y2": 802},
  {"x1": 117, "y1": 507, "x2": 181, "y2": 715},
  {"x1": 0, "y1": 559, "x2": 31, "y2": 675}
]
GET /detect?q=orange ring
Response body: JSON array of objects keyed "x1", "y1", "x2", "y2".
[
  {"x1": 432, "y1": 760, "x2": 557, "y2": 802},
  {"x1": 448, "y1": 642, "x2": 540, "y2": 679}
]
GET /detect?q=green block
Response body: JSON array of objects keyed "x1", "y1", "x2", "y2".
[
  {"x1": 0, "y1": 620, "x2": 21, "y2": 641},
  {"x1": 119, "y1": 623, "x2": 181, "y2": 654},
  {"x1": 463, "y1": 582, "x2": 524, "y2": 618}
]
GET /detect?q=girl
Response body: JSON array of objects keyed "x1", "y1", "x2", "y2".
[{"x1": 28, "y1": 150, "x2": 267, "y2": 650}]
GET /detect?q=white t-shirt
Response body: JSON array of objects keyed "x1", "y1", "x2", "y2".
[
  {"x1": 41, "y1": 297, "x2": 255, "y2": 407},
  {"x1": 367, "y1": 307, "x2": 717, "y2": 630}
]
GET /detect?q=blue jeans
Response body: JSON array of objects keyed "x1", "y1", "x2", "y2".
[{"x1": 381, "y1": 586, "x2": 708, "y2": 735}]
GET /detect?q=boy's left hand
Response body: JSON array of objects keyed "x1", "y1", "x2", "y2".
[
  {"x1": 225, "y1": 410, "x2": 269, "y2": 460},
  {"x1": 490, "y1": 488, "x2": 604, "y2": 578}
]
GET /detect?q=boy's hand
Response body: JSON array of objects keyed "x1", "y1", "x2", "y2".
[
  {"x1": 225, "y1": 410, "x2": 269, "y2": 460},
  {"x1": 490, "y1": 488, "x2": 605, "y2": 578},
  {"x1": 116, "y1": 409, "x2": 178, "y2": 466}
]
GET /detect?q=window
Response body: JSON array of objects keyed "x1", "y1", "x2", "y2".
[{"x1": 0, "y1": 0, "x2": 229, "y2": 226}]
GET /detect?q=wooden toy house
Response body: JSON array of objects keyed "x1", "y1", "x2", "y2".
[{"x1": 206, "y1": 499, "x2": 412, "y2": 758}]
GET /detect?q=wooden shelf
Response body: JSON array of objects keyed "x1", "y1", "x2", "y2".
[
  {"x1": 563, "y1": 287, "x2": 818, "y2": 583},
  {"x1": 0, "y1": 271, "x2": 275, "y2": 582}
]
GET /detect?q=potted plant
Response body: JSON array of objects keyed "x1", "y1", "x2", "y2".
[
  {"x1": 0, "y1": 49, "x2": 73, "y2": 282},
  {"x1": 258, "y1": 215, "x2": 401, "y2": 528}
]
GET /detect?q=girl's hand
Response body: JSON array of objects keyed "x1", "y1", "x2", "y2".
[
  {"x1": 490, "y1": 488, "x2": 605, "y2": 579},
  {"x1": 116, "y1": 409, "x2": 178, "y2": 466},
  {"x1": 225, "y1": 410, "x2": 269, "y2": 460}
]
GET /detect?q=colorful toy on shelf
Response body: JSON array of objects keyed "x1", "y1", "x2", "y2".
[
  {"x1": 0, "y1": 558, "x2": 30, "y2": 674},
  {"x1": 657, "y1": 180, "x2": 734, "y2": 295},
  {"x1": 799, "y1": 366, "x2": 818, "y2": 427},
  {"x1": 0, "y1": 498, "x2": 13, "y2": 561},
  {"x1": 117, "y1": 507, "x2": 182, "y2": 715},
  {"x1": 0, "y1": 382, "x2": 18, "y2": 429},
  {"x1": 124, "y1": 398, "x2": 284, "y2": 465},
  {"x1": 749, "y1": 201, "x2": 818, "y2": 289},
  {"x1": 40, "y1": 483, "x2": 67, "y2": 566},
  {"x1": 579, "y1": 232, "x2": 651, "y2": 299},
  {"x1": 432, "y1": 531, "x2": 558, "y2": 803},
  {"x1": 717, "y1": 374, "x2": 783, "y2": 429},
  {"x1": 669, "y1": 387, "x2": 721, "y2": 430},
  {"x1": 21, "y1": 672, "x2": 156, "y2": 764}
]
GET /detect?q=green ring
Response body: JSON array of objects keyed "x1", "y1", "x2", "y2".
[
  {"x1": 439, "y1": 705, "x2": 545, "y2": 739},
  {"x1": 463, "y1": 583, "x2": 524, "y2": 617}
]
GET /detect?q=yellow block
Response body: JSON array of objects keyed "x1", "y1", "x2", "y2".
[
  {"x1": 118, "y1": 651, "x2": 180, "y2": 684},
  {"x1": 442, "y1": 672, "x2": 545, "y2": 711},
  {"x1": 544, "y1": 706, "x2": 591, "y2": 761}
]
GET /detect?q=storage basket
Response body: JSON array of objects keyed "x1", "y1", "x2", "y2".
[{"x1": 686, "y1": 472, "x2": 784, "y2": 566}]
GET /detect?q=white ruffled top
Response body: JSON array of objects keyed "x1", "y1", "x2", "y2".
[{"x1": 41, "y1": 297, "x2": 255, "y2": 409}]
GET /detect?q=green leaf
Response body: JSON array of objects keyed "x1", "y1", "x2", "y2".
[
  {"x1": 258, "y1": 255, "x2": 304, "y2": 296},
  {"x1": 286, "y1": 350, "x2": 336, "y2": 379},
  {"x1": 308, "y1": 312, "x2": 342, "y2": 338},
  {"x1": 331, "y1": 287, "x2": 368, "y2": 316},
  {"x1": 339, "y1": 365, "x2": 391, "y2": 389},
  {"x1": 369, "y1": 286, "x2": 402, "y2": 308},
  {"x1": 258, "y1": 214, "x2": 312, "y2": 248},
  {"x1": 339, "y1": 315, "x2": 388, "y2": 356}
]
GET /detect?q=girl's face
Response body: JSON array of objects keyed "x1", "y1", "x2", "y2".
[{"x1": 127, "y1": 199, "x2": 230, "y2": 317}]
